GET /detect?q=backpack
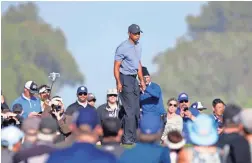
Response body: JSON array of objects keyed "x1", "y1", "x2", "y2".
[{"x1": 189, "y1": 147, "x2": 222, "y2": 163}]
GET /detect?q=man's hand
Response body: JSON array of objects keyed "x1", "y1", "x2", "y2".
[
  {"x1": 117, "y1": 82, "x2": 122, "y2": 93},
  {"x1": 217, "y1": 127, "x2": 224, "y2": 134},
  {"x1": 28, "y1": 112, "x2": 39, "y2": 117},
  {"x1": 52, "y1": 110, "x2": 63, "y2": 120},
  {"x1": 184, "y1": 110, "x2": 192, "y2": 119},
  {"x1": 180, "y1": 110, "x2": 185, "y2": 118},
  {"x1": 140, "y1": 80, "x2": 146, "y2": 91}
]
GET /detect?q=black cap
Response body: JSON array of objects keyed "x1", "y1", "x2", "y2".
[
  {"x1": 142, "y1": 66, "x2": 150, "y2": 76},
  {"x1": 128, "y1": 24, "x2": 143, "y2": 34},
  {"x1": 102, "y1": 118, "x2": 121, "y2": 137},
  {"x1": 12, "y1": 104, "x2": 23, "y2": 113},
  {"x1": 223, "y1": 104, "x2": 242, "y2": 125}
]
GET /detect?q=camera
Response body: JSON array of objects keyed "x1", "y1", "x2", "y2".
[
  {"x1": 183, "y1": 107, "x2": 189, "y2": 111},
  {"x1": 52, "y1": 104, "x2": 61, "y2": 112},
  {"x1": 1, "y1": 114, "x2": 23, "y2": 128}
]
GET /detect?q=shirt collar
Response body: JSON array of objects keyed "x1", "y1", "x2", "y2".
[
  {"x1": 77, "y1": 100, "x2": 87, "y2": 108},
  {"x1": 22, "y1": 93, "x2": 31, "y2": 101}
]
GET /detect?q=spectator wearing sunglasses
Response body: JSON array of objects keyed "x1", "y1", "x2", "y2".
[
  {"x1": 161, "y1": 98, "x2": 183, "y2": 143},
  {"x1": 38, "y1": 85, "x2": 51, "y2": 112},
  {"x1": 87, "y1": 93, "x2": 96, "y2": 107},
  {"x1": 175, "y1": 93, "x2": 199, "y2": 144}
]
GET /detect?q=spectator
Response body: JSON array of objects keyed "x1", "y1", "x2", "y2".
[
  {"x1": 12, "y1": 104, "x2": 24, "y2": 128},
  {"x1": 21, "y1": 117, "x2": 41, "y2": 150},
  {"x1": 119, "y1": 115, "x2": 171, "y2": 163},
  {"x1": 38, "y1": 84, "x2": 51, "y2": 112},
  {"x1": 60, "y1": 86, "x2": 96, "y2": 141},
  {"x1": 97, "y1": 88, "x2": 123, "y2": 125},
  {"x1": 217, "y1": 104, "x2": 251, "y2": 163},
  {"x1": 100, "y1": 118, "x2": 124, "y2": 158},
  {"x1": 178, "y1": 114, "x2": 222, "y2": 163},
  {"x1": 11, "y1": 81, "x2": 41, "y2": 119},
  {"x1": 47, "y1": 107, "x2": 117, "y2": 163},
  {"x1": 212, "y1": 98, "x2": 225, "y2": 134},
  {"x1": 140, "y1": 66, "x2": 166, "y2": 117},
  {"x1": 1, "y1": 91, "x2": 10, "y2": 111},
  {"x1": 191, "y1": 101, "x2": 207, "y2": 113},
  {"x1": 240, "y1": 109, "x2": 252, "y2": 162},
  {"x1": 164, "y1": 130, "x2": 185, "y2": 163},
  {"x1": 175, "y1": 93, "x2": 199, "y2": 144},
  {"x1": 13, "y1": 117, "x2": 58, "y2": 163},
  {"x1": 161, "y1": 98, "x2": 183, "y2": 143},
  {"x1": 87, "y1": 93, "x2": 96, "y2": 107},
  {"x1": 1, "y1": 126, "x2": 24, "y2": 163}
]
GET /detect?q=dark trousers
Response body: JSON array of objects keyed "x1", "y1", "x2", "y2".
[{"x1": 120, "y1": 73, "x2": 140, "y2": 144}]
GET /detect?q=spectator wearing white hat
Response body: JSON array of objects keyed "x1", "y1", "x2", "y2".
[
  {"x1": 1, "y1": 126, "x2": 24, "y2": 163},
  {"x1": 38, "y1": 84, "x2": 51, "y2": 112},
  {"x1": 11, "y1": 81, "x2": 41, "y2": 119},
  {"x1": 190, "y1": 101, "x2": 207, "y2": 113}
]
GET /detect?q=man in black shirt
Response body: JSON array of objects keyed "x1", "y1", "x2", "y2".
[{"x1": 217, "y1": 104, "x2": 251, "y2": 163}]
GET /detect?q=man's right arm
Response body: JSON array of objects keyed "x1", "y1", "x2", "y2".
[{"x1": 114, "y1": 61, "x2": 121, "y2": 84}]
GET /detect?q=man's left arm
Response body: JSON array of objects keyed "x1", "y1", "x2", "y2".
[{"x1": 145, "y1": 84, "x2": 160, "y2": 99}]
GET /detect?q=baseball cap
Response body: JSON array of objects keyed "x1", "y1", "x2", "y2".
[
  {"x1": 1, "y1": 126, "x2": 24, "y2": 149},
  {"x1": 128, "y1": 24, "x2": 143, "y2": 34},
  {"x1": 87, "y1": 93, "x2": 96, "y2": 102},
  {"x1": 178, "y1": 93, "x2": 189, "y2": 102},
  {"x1": 140, "y1": 115, "x2": 162, "y2": 135},
  {"x1": 223, "y1": 104, "x2": 242, "y2": 125},
  {"x1": 37, "y1": 117, "x2": 58, "y2": 141},
  {"x1": 240, "y1": 109, "x2": 252, "y2": 133},
  {"x1": 191, "y1": 102, "x2": 207, "y2": 110},
  {"x1": 38, "y1": 85, "x2": 51, "y2": 94},
  {"x1": 187, "y1": 114, "x2": 218, "y2": 146},
  {"x1": 12, "y1": 103, "x2": 23, "y2": 113},
  {"x1": 21, "y1": 117, "x2": 41, "y2": 134},
  {"x1": 77, "y1": 86, "x2": 88, "y2": 94},
  {"x1": 102, "y1": 118, "x2": 121, "y2": 137},
  {"x1": 24, "y1": 81, "x2": 38, "y2": 94},
  {"x1": 72, "y1": 107, "x2": 99, "y2": 130},
  {"x1": 107, "y1": 88, "x2": 118, "y2": 95}
]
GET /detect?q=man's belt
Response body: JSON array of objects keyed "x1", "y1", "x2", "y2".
[{"x1": 120, "y1": 73, "x2": 137, "y2": 78}]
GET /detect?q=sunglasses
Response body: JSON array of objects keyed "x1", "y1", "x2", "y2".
[
  {"x1": 78, "y1": 92, "x2": 87, "y2": 96},
  {"x1": 132, "y1": 32, "x2": 140, "y2": 36},
  {"x1": 108, "y1": 94, "x2": 117, "y2": 97},
  {"x1": 169, "y1": 103, "x2": 177, "y2": 107},
  {"x1": 179, "y1": 100, "x2": 188, "y2": 103}
]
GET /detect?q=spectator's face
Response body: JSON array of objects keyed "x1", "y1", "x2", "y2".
[
  {"x1": 179, "y1": 100, "x2": 190, "y2": 109},
  {"x1": 144, "y1": 76, "x2": 151, "y2": 85},
  {"x1": 167, "y1": 100, "x2": 178, "y2": 113},
  {"x1": 129, "y1": 32, "x2": 140, "y2": 42},
  {"x1": 39, "y1": 90, "x2": 50, "y2": 101},
  {"x1": 214, "y1": 103, "x2": 225, "y2": 116},
  {"x1": 108, "y1": 94, "x2": 117, "y2": 104},
  {"x1": 77, "y1": 92, "x2": 88, "y2": 102},
  {"x1": 88, "y1": 100, "x2": 96, "y2": 107}
]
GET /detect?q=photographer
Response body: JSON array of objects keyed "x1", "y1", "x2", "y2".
[
  {"x1": 1, "y1": 104, "x2": 24, "y2": 128},
  {"x1": 40, "y1": 96, "x2": 68, "y2": 143},
  {"x1": 38, "y1": 84, "x2": 51, "y2": 112},
  {"x1": 175, "y1": 93, "x2": 199, "y2": 144}
]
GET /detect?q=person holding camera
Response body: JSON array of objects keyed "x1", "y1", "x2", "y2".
[
  {"x1": 1, "y1": 104, "x2": 24, "y2": 128},
  {"x1": 175, "y1": 93, "x2": 199, "y2": 144},
  {"x1": 38, "y1": 84, "x2": 51, "y2": 112},
  {"x1": 11, "y1": 81, "x2": 41, "y2": 119}
]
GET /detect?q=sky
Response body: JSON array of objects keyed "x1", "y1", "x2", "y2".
[{"x1": 2, "y1": 1, "x2": 205, "y2": 107}]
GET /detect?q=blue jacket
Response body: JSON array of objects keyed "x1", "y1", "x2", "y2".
[
  {"x1": 47, "y1": 142, "x2": 118, "y2": 163},
  {"x1": 11, "y1": 94, "x2": 41, "y2": 119},
  {"x1": 176, "y1": 107, "x2": 199, "y2": 144},
  {"x1": 119, "y1": 142, "x2": 170, "y2": 163},
  {"x1": 140, "y1": 82, "x2": 166, "y2": 116}
]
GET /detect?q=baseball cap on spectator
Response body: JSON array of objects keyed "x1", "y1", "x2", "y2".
[
  {"x1": 140, "y1": 115, "x2": 162, "y2": 135},
  {"x1": 178, "y1": 93, "x2": 189, "y2": 102},
  {"x1": 77, "y1": 86, "x2": 88, "y2": 94},
  {"x1": 12, "y1": 103, "x2": 23, "y2": 113},
  {"x1": 102, "y1": 118, "x2": 121, "y2": 137},
  {"x1": 37, "y1": 117, "x2": 58, "y2": 141},
  {"x1": 22, "y1": 117, "x2": 41, "y2": 135},
  {"x1": 1, "y1": 126, "x2": 24, "y2": 150},
  {"x1": 187, "y1": 114, "x2": 218, "y2": 146},
  {"x1": 191, "y1": 102, "x2": 207, "y2": 111},
  {"x1": 128, "y1": 24, "x2": 143, "y2": 34},
  {"x1": 107, "y1": 88, "x2": 118, "y2": 96},
  {"x1": 38, "y1": 85, "x2": 51, "y2": 94},
  {"x1": 50, "y1": 96, "x2": 63, "y2": 106},
  {"x1": 142, "y1": 66, "x2": 150, "y2": 77},
  {"x1": 72, "y1": 107, "x2": 99, "y2": 130},
  {"x1": 87, "y1": 93, "x2": 96, "y2": 102},
  {"x1": 240, "y1": 109, "x2": 252, "y2": 133},
  {"x1": 24, "y1": 81, "x2": 38, "y2": 94},
  {"x1": 223, "y1": 104, "x2": 242, "y2": 125}
]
